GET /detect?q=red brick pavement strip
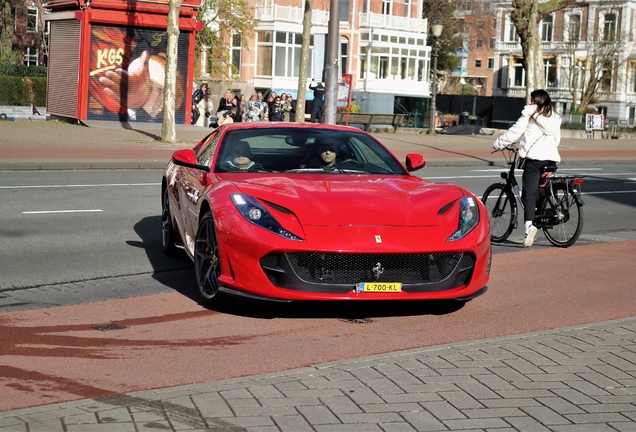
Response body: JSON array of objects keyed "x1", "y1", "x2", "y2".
[{"x1": 2, "y1": 120, "x2": 636, "y2": 168}]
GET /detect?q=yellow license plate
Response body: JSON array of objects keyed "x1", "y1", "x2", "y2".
[{"x1": 356, "y1": 282, "x2": 402, "y2": 293}]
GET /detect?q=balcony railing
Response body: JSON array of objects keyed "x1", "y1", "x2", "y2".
[
  {"x1": 254, "y1": 5, "x2": 329, "y2": 26},
  {"x1": 252, "y1": 6, "x2": 426, "y2": 33},
  {"x1": 359, "y1": 12, "x2": 427, "y2": 33}
]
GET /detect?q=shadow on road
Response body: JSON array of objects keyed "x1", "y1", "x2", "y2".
[
  {"x1": 131, "y1": 215, "x2": 198, "y2": 301},
  {"x1": 212, "y1": 297, "x2": 467, "y2": 320}
]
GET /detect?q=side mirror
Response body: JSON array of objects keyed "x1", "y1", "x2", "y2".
[
  {"x1": 172, "y1": 149, "x2": 210, "y2": 172},
  {"x1": 405, "y1": 153, "x2": 426, "y2": 172}
]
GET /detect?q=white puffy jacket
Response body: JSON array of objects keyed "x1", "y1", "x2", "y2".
[{"x1": 493, "y1": 104, "x2": 562, "y2": 163}]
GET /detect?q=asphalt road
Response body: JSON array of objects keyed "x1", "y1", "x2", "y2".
[
  {"x1": 1, "y1": 167, "x2": 636, "y2": 412},
  {"x1": 1, "y1": 166, "x2": 635, "y2": 295}
]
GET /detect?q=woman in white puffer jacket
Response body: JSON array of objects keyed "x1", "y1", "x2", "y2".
[{"x1": 493, "y1": 89, "x2": 562, "y2": 247}]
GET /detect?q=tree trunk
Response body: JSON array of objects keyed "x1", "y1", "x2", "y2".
[
  {"x1": 295, "y1": 0, "x2": 313, "y2": 123},
  {"x1": 161, "y1": 0, "x2": 180, "y2": 143},
  {"x1": 511, "y1": 0, "x2": 544, "y2": 103}
]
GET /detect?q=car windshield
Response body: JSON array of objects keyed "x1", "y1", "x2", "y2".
[{"x1": 212, "y1": 127, "x2": 408, "y2": 175}]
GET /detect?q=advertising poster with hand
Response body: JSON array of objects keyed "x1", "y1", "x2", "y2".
[{"x1": 88, "y1": 26, "x2": 189, "y2": 122}]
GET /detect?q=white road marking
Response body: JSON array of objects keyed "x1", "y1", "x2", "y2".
[
  {"x1": 427, "y1": 172, "x2": 636, "y2": 180},
  {"x1": 0, "y1": 183, "x2": 160, "y2": 190},
  {"x1": 471, "y1": 168, "x2": 604, "y2": 172},
  {"x1": 22, "y1": 210, "x2": 104, "y2": 214},
  {"x1": 582, "y1": 190, "x2": 636, "y2": 195}
]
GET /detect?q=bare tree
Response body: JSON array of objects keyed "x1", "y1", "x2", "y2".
[
  {"x1": 196, "y1": 0, "x2": 255, "y2": 77},
  {"x1": 161, "y1": 0, "x2": 179, "y2": 143},
  {"x1": 509, "y1": 0, "x2": 572, "y2": 102},
  {"x1": 557, "y1": 1, "x2": 633, "y2": 113},
  {"x1": 295, "y1": 0, "x2": 312, "y2": 123},
  {"x1": 1, "y1": 0, "x2": 25, "y2": 64}
]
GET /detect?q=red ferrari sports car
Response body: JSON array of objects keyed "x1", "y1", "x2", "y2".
[{"x1": 161, "y1": 122, "x2": 490, "y2": 306}]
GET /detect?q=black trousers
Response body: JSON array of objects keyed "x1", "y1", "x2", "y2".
[
  {"x1": 310, "y1": 100, "x2": 323, "y2": 123},
  {"x1": 521, "y1": 158, "x2": 556, "y2": 222}
]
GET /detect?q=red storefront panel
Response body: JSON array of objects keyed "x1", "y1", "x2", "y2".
[{"x1": 87, "y1": 25, "x2": 189, "y2": 123}]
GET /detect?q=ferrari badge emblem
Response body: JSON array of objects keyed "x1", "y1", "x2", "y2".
[
  {"x1": 372, "y1": 263, "x2": 384, "y2": 279},
  {"x1": 375, "y1": 235, "x2": 382, "y2": 243}
]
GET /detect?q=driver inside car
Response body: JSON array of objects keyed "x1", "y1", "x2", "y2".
[
  {"x1": 221, "y1": 140, "x2": 263, "y2": 171},
  {"x1": 307, "y1": 143, "x2": 338, "y2": 168}
]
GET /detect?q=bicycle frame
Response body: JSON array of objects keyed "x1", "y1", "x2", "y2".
[
  {"x1": 493, "y1": 147, "x2": 523, "y2": 229},
  {"x1": 534, "y1": 175, "x2": 585, "y2": 228},
  {"x1": 490, "y1": 147, "x2": 585, "y2": 229}
]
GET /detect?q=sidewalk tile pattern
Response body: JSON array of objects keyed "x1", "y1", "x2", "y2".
[{"x1": 1, "y1": 317, "x2": 635, "y2": 431}]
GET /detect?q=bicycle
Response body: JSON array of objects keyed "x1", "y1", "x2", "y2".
[{"x1": 481, "y1": 145, "x2": 585, "y2": 248}]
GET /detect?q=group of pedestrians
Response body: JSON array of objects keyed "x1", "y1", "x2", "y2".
[
  {"x1": 192, "y1": 86, "x2": 302, "y2": 127},
  {"x1": 192, "y1": 80, "x2": 328, "y2": 127},
  {"x1": 242, "y1": 91, "x2": 297, "y2": 123}
]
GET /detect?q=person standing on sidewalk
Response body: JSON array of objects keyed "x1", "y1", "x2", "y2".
[
  {"x1": 492, "y1": 89, "x2": 562, "y2": 247},
  {"x1": 309, "y1": 80, "x2": 325, "y2": 123}
]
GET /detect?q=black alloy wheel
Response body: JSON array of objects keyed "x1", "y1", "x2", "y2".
[{"x1": 194, "y1": 211, "x2": 223, "y2": 306}]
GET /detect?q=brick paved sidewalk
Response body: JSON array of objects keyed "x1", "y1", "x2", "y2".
[{"x1": 1, "y1": 316, "x2": 635, "y2": 431}]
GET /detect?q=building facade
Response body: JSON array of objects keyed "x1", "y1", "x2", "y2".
[
  {"x1": 493, "y1": 0, "x2": 636, "y2": 125},
  {"x1": 199, "y1": 0, "x2": 434, "y2": 126},
  {"x1": 451, "y1": 1, "x2": 497, "y2": 97},
  {"x1": 1, "y1": 0, "x2": 47, "y2": 65}
]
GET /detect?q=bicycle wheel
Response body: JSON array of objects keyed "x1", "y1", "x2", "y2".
[
  {"x1": 541, "y1": 183, "x2": 584, "y2": 247},
  {"x1": 481, "y1": 183, "x2": 516, "y2": 242}
]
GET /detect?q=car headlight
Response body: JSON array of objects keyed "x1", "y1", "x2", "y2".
[
  {"x1": 447, "y1": 196, "x2": 480, "y2": 242},
  {"x1": 231, "y1": 194, "x2": 304, "y2": 241}
]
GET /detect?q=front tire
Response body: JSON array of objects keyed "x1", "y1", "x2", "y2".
[
  {"x1": 194, "y1": 211, "x2": 224, "y2": 306},
  {"x1": 482, "y1": 183, "x2": 516, "y2": 242},
  {"x1": 541, "y1": 184, "x2": 584, "y2": 248}
]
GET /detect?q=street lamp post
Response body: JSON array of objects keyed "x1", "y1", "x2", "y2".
[
  {"x1": 428, "y1": 19, "x2": 444, "y2": 134},
  {"x1": 460, "y1": 77, "x2": 465, "y2": 115}
]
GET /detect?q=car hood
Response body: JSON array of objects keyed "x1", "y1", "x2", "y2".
[{"x1": 229, "y1": 175, "x2": 465, "y2": 227}]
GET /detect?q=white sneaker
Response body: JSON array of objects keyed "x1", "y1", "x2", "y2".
[{"x1": 523, "y1": 226, "x2": 538, "y2": 248}]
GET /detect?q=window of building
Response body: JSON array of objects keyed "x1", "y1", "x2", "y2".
[
  {"x1": 230, "y1": 33, "x2": 242, "y2": 78},
  {"x1": 506, "y1": 17, "x2": 517, "y2": 42},
  {"x1": 256, "y1": 31, "x2": 273, "y2": 76},
  {"x1": 477, "y1": 19, "x2": 484, "y2": 28},
  {"x1": 603, "y1": 12, "x2": 617, "y2": 41},
  {"x1": 382, "y1": 0, "x2": 391, "y2": 15},
  {"x1": 341, "y1": 37, "x2": 348, "y2": 74},
  {"x1": 256, "y1": 30, "x2": 314, "y2": 78},
  {"x1": 601, "y1": 61, "x2": 612, "y2": 91},
  {"x1": 403, "y1": 0, "x2": 410, "y2": 17},
  {"x1": 27, "y1": 7, "x2": 38, "y2": 33},
  {"x1": 24, "y1": 46, "x2": 38, "y2": 65},
  {"x1": 361, "y1": 33, "x2": 426, "y2": 82},
  {"x1": 541, "y1": 15, "x2": 553, "y2": 42},
  {"x1": 340, "y1": 0, "x2": 350, "y2": 22},
  {"x1": 566, "y1": 14, "x2": 581, "y2": 42},
  {"x1": 476, "y1": 38, "x2": 482, "y2": 48},
  {"x1": 487, "y1": 57, "x2": 494, "y2": 69},
  {"x1": 545, "y1": 58, "x2": 557, "y2": 87},
  {"x1": 489, "y1": 37, "x2": 495, "y2": 49},
  {"x1": 512, "y1": 58, "x2": 525, "y2": 87},
  {"x1": 475, "y1": 58, "x2": 482, "y2": 68}
]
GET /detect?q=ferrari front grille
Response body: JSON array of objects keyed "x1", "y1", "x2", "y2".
[{"x1": 259, "y1": 252, "x2": 475, "y2": 293}]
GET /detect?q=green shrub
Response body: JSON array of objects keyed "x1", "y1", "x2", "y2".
[
  {"x1": 30, "y1": 77, "x2": 47, "y2": 106},
  {"x1": 0, "y1": 65, "x2": 47, "y2": 77},
  {"x1": 0, "y1": 76, "x2": 46, "y2": 105}
]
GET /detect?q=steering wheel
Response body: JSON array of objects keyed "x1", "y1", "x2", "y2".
[{"x1": 338, "y1": 158, "x2": 363, "y2": 167}]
